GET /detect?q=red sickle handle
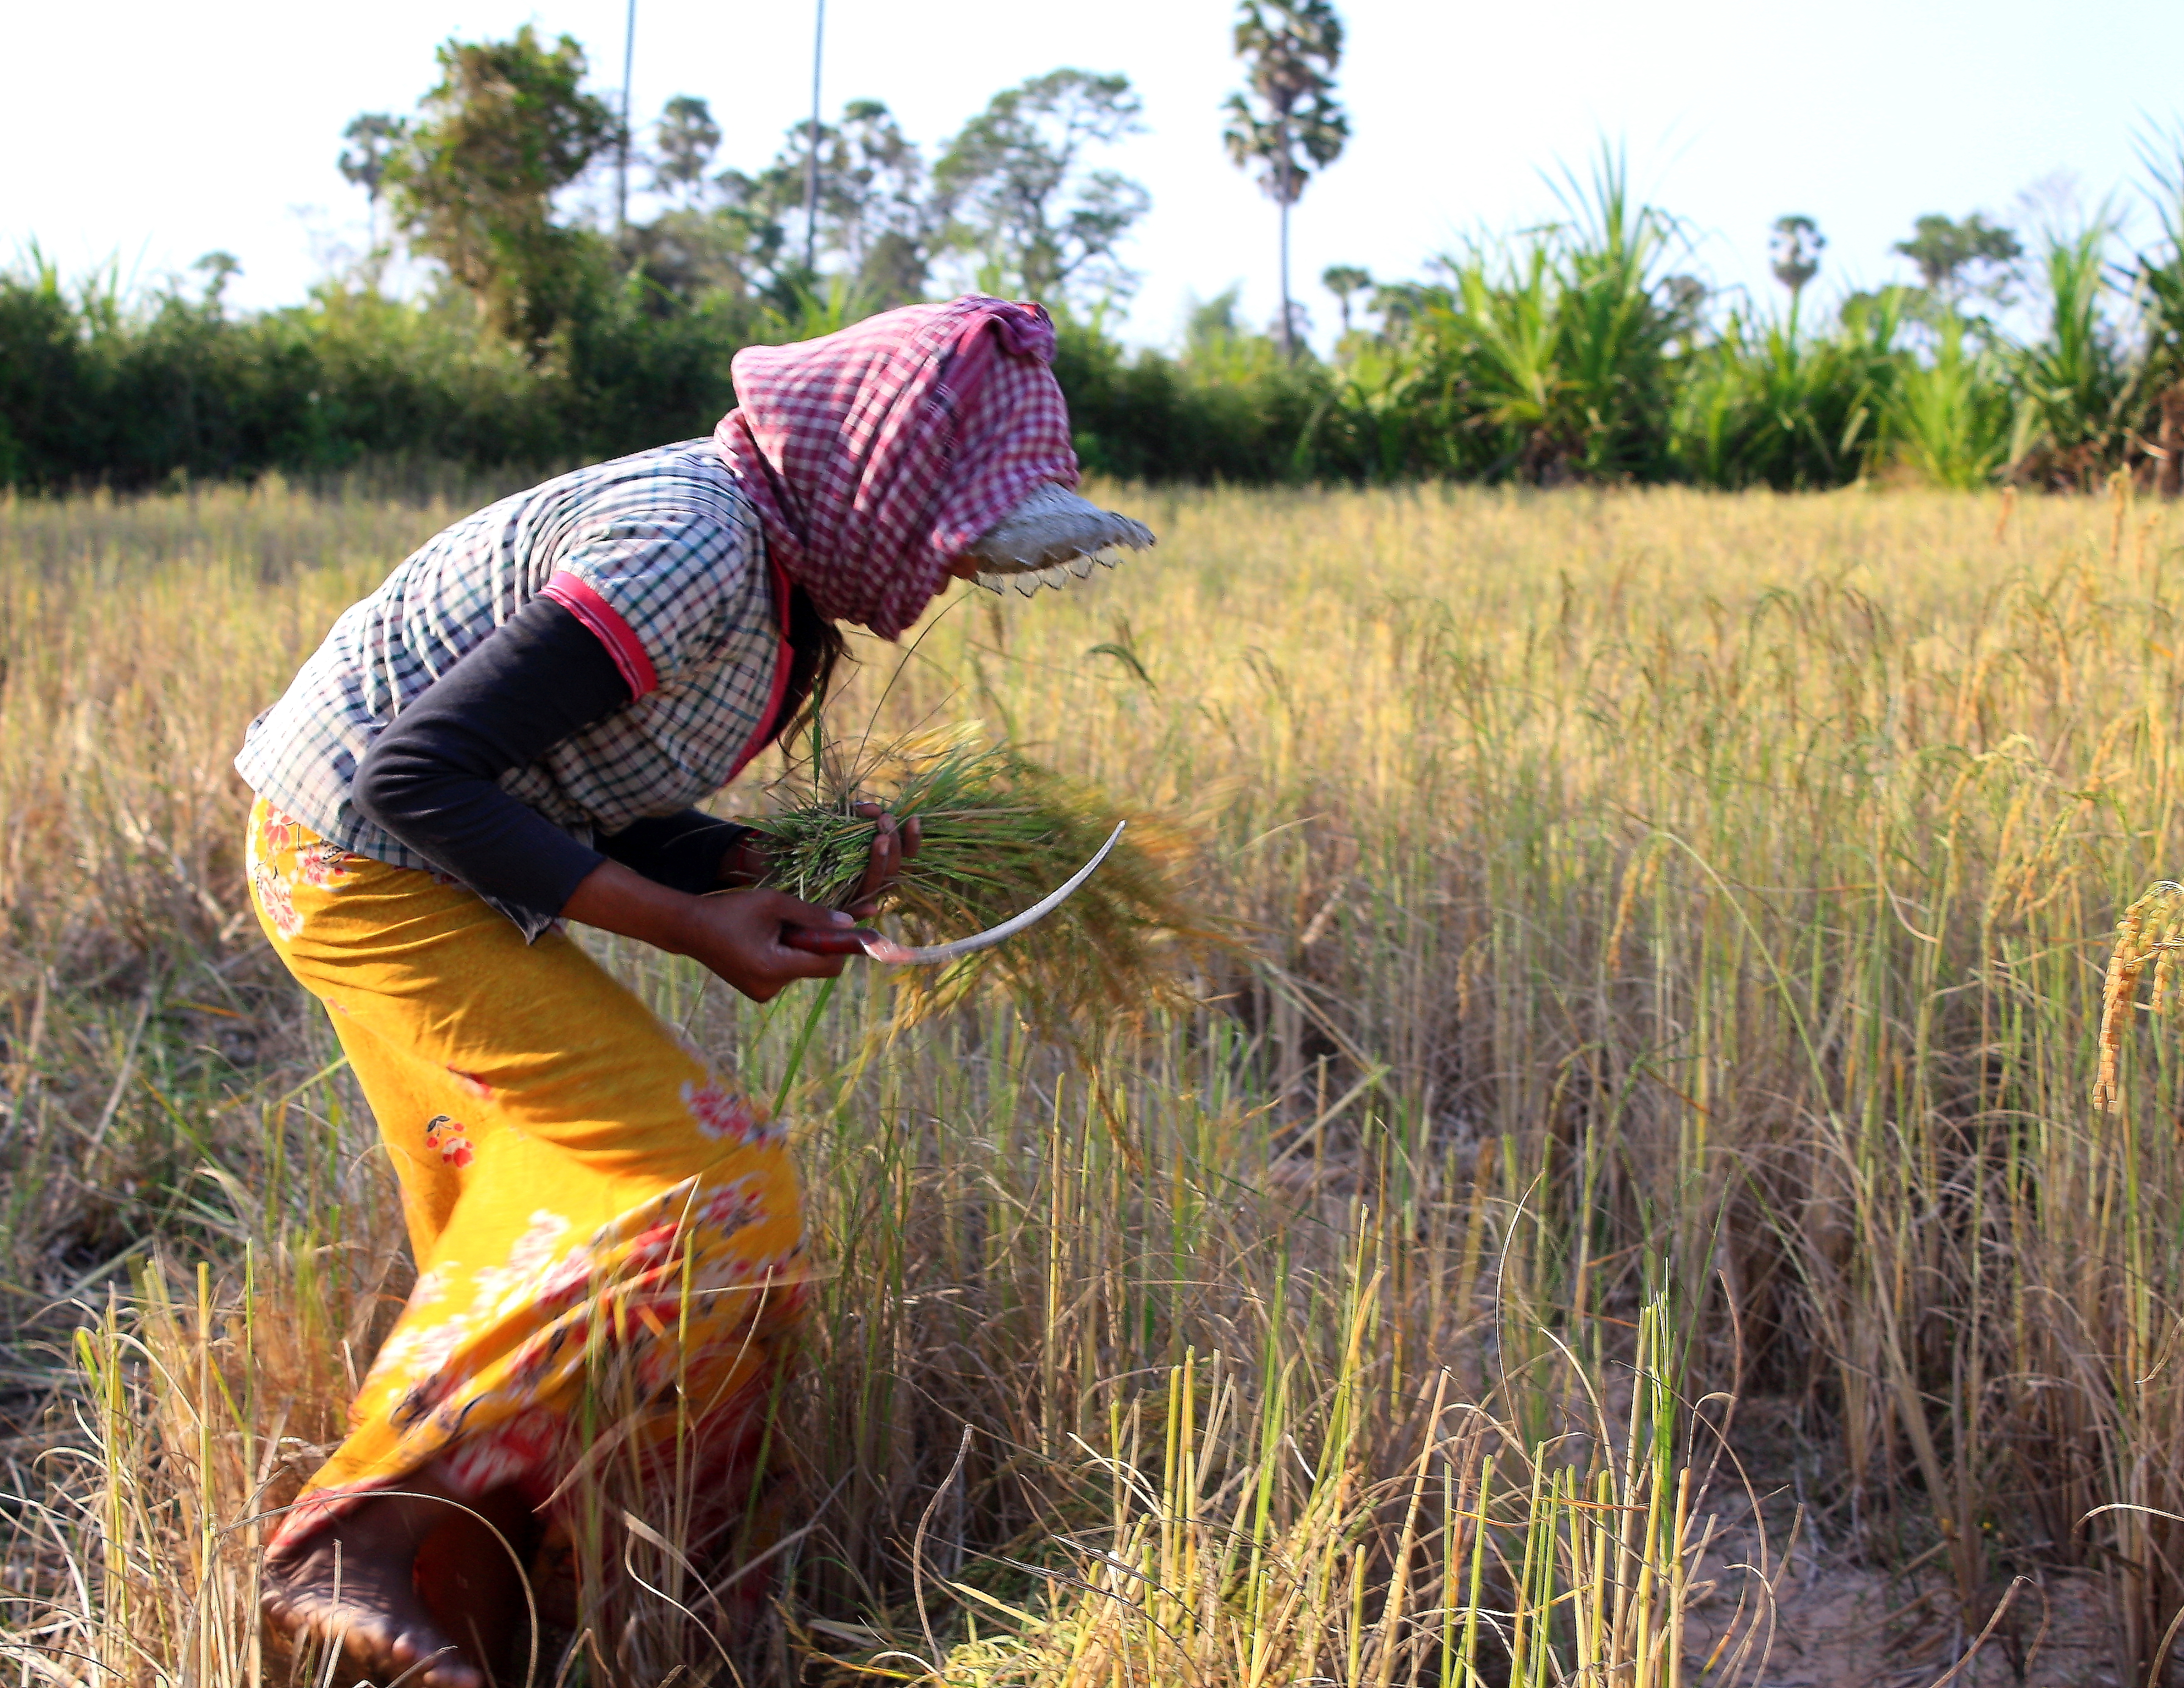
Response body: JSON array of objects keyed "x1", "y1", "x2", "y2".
[{"x1": 783, "y1": 924, "x2": 881, "y2": 956}]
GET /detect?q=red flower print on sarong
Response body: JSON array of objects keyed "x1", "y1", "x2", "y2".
[
  {"x1": 297, "y1": 838, "x2": 353, "y2": 888},
  {"x1": 692, "y1": 1177, "x2": 767, "y2": 1235},
  {"x1": 435, "y1": 1407, "x2": 562, "y2": 1500},
  {"x1": 447, "y1": 1067, "x2": 495, "y2": 1100},
  {"x1": 680, "y1": 1077, "x2": 780, "y2": 1146},
  {"x1": 251, "y1": 863, "x2": 302, "y2": 941},
  {"x1": 424, "y1": 1114, "x2": 475, "y2": 1168}
]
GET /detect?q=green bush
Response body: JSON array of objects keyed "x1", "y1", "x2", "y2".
[
  {"x1": 1669, "y1": 296, "x2": 1903, "y2": 490},
  {"x1": 1053, "y1": 308, "x2": 1329, "y2": 482}
]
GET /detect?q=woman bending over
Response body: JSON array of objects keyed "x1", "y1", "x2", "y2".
[{"x1": 234, "y1": 296, "x2": 1153, "y2": 1687}]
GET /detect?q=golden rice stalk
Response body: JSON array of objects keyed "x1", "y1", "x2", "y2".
[
  {"x1": 2094, "y1": 881, "x2": 2184, "y2": 1113},
  {"x1": 749, "y1": 724, "x2": 1217, "y2": 1031}
]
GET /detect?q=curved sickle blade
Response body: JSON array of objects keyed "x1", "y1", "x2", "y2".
[{"x1": 855, "y1": 821, "x2": 1127, "y2": 967}]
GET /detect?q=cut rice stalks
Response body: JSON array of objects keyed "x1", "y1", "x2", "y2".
[{"x1": 749, "y1": 724, "x2": 1216, "y2": 1031}]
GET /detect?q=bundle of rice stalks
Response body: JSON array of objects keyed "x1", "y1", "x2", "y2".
[{"x1": 750, "y1": 724, "x2": 1214, "y2": 1031}]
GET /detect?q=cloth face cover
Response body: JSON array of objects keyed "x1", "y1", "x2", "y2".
[{"x1": 714, "y1": 296, "x2": 1078, "y2": 641}]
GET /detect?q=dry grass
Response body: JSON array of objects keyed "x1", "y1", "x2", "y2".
[{"x1": 5, "y1": 475, "x2": 2184, "y2": 1686}]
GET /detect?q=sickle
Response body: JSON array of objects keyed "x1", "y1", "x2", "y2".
[{"x1": 783, "y1": 822, "x2": 1127, "y2": 965}]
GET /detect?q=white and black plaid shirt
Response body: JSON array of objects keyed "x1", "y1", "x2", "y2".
[{"x1": 235, "y1": 441, "x2": 786, "y2": 869}]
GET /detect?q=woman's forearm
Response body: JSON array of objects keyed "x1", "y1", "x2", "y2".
[
  {"x1": 560, "y1": 859, "x2": 704, "y2": 953},
  {"x1": 562, "y1": 861, "x2": 856, "y2": 1002}
]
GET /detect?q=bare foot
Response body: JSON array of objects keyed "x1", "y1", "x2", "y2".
[
  {"x1": 414, "y1": 1484, "x2": 537, "y2": 1679},
  {"x1": 263, "y1": 1480, "x2": 485, "y2": 1688}
]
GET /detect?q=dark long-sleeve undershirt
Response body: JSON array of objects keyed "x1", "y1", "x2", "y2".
[
  {"x1": 351, "y1": 596, "x2": 752, "y2": 939},
  {"x1": 598, "y1": 808, "x2": 756, "y2": 896}
]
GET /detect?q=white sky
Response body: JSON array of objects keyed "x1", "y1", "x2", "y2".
[{"x1": 9, "y1": 0, "x2": 2183, "y2": 352}]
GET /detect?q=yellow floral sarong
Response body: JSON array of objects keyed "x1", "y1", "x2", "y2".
[{"x1": 245, "y1": 797, "x2": 808, "y2": 1566}]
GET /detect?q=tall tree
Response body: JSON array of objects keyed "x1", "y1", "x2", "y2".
[
  {"x1": 652, "y1": 95, "x2": 721, "y2": 206},
  {"x1": 811, "y1": 100, "x2": 932, "y2": 304},
  {"x1": 1768, "y1": 215, "x2": 1825, "y2": 320},
  {"x1": 702, "y1": 100, "x2": 932, "y2": 306},
  {"x1": 339, "y1": 114, "x2": 407, "y2": 250},
  {"x1": 933, "y1": 70, "x2": 1149, "y2": 306},
  {"x1": 1894, "y1": 212, "x2": 2021, "y2": 307},
  {"x1": 191, "y1": 251, "x2": 241, "y2": 315},
  {"x1": 828, "y1": 101, "x2": 925, "y2": 272},
  {"x1": 383, "y1": 27, "x2": 621, "y2": 355},
  {"x1": 1224, "y1": 0, "x2": 1348, "y2": 359},
  {"x1": 1322, "y1": 263, "x2": 1370, "y2": 334}
]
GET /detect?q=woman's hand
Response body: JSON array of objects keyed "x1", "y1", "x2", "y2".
[
  {"x1": 563, "y1": 860, "x2": 855, "y2": 1003},
  {"x1": 844, "y1": 803, "x2": 922, "y2": 918},
  {"x1": 678, "y1": 886, "x2": 860, "y2": 1001}
]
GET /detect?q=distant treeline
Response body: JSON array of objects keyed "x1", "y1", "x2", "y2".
[
  {"x1": 0, "y1": 266, "x2": 1330, "y2": 491},
  {"x1": 7, "y1": 164, "x2": 2183, "y2": 495}
]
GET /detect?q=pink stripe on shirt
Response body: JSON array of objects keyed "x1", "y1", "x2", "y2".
[{"x1": 542, "y1": 572, "x2": 659, "y2": 698}]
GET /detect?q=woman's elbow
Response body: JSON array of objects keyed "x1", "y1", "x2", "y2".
[{"x1": 351, "y1": 735, "x2": 424, "y2": 833}]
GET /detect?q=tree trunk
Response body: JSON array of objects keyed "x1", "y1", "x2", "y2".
[
  {"x1": 617, "y1": 0, "x2": 637, "y2": 235},
  {"x1": 1278, "y1": 194, "x2": 1293, "y2": 361},
  {"x1": 803, "y1": 0, "x2": 826, "y2": 274}
]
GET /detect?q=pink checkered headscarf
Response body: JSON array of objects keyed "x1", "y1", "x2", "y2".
[{"x1": 713, "y1": 296, "x2": 1079, "y2": 640}]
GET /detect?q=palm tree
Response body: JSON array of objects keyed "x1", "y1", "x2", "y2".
[
  {"x1": 1224, "y1": 0, "x2": 1348, "y2": 359},
  {"x1": 1322, "y1": 263, "x2": 1371, "y2": 334},
  {"x1": 339, "y1": 114, "x2": 407, "y2": 252},
  {"x1": 1768, "y1": 215, "x2": 1825, "y2": 325},
  {"x1": 653, "y1": 96, "x2": 722, "y2": 206}
]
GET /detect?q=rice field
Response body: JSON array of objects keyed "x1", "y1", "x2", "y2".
[{"x1": 4, "y1": 476, "x2": 2184, "y2": 1686}]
